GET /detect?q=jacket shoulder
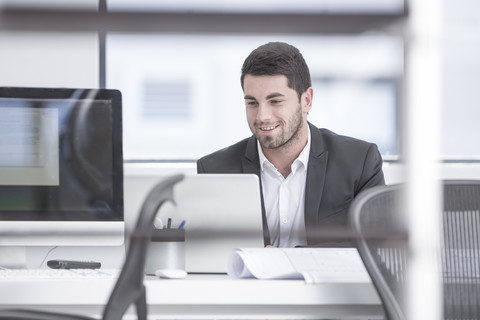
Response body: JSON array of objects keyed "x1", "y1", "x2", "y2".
[
  {"x1": 196, "y1": 138, "x2": 251, "y2": 173},
  {"x1": 313, "y1": 126, "x2": 378, "y2": 154}
]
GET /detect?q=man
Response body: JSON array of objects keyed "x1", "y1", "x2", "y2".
[{"x1": 197, "y1": 42, "x2": 385, "y2": 247}]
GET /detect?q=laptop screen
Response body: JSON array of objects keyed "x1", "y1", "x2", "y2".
[{"x1": 125, "y1": 174, "x2": 265, "y2": 273}]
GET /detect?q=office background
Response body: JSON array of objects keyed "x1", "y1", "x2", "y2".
[
  {"x1": 0, "y1": 0, "x2": 479, "y2": 318},
  {"x1": 0, "y1": 0, "x2": 479, "y2": 272},
  {"x1": 1, "y1": 0, "x2": 479, "y2": 171}
]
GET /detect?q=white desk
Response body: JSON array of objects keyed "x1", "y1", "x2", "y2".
[{"x1": 0, "y1": 274, "x2": 384, "y2": 319}]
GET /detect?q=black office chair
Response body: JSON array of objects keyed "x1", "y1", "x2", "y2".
[
  {"x1": 442, "y1": 180, "x2": 480, "y2": 319},
  {"x1": 350, "y1": 180, "x2": 480, "y2": 320},
  {"x1": 0, "y1": 174, "x2": 185, "y2": 320},
  {"x1": 349, "y1": 183, "x2": 408, "y2": 320}
]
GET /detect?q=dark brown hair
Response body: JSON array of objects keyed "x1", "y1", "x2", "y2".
[{"x1": 241, "y1": 42, "x2": 311, "y2": 100}]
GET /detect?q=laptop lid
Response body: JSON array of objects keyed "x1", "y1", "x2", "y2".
[{"x1": 124, "y1": 173, "x2": 265, "y2": 273}]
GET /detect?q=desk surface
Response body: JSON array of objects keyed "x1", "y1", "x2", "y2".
[{"x1": 0, "y1": 274, "x2": 384, "y2": 319}]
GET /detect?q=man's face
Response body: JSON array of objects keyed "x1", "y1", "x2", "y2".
[{"x1": 243, "y1": 74, "x2": 311, "y2": 151}]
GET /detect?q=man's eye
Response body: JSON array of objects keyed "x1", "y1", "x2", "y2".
[
  {"x1": 246, "y1": 101, "x2": 258, "y2": 106},
  {"x1": 270, "y1": 100, "x2": 282, "y2": 104}
]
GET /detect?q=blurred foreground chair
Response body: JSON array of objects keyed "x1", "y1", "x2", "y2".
[
  {"x1": 0, "y1": 174, "x2": 184, "y2": 320},
  {"x1": 350, "y1": 180, "x2": 480, "y2": 320}
]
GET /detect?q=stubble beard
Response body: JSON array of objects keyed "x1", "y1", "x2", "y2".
[{"x1": 254, "y1": 104, "x2": 304, "y2": 151}]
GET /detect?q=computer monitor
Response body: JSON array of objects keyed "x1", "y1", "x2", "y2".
[{"x1": 0, "y1": 87, "x2": 124, "y2": 247}]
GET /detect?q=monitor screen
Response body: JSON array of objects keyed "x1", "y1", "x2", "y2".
[{"x1": 0, "y1": 87, "x2": 124, "y2": 246}]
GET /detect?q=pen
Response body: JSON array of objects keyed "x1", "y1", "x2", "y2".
[{"x1": 178, "y1": 220, "x2": 186, "y2": 229}]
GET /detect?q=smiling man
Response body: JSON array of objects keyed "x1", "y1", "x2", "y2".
[{"x1": 197, "y1": 42, "x2": 385, "y2": 248}]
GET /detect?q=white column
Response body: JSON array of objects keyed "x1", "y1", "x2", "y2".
[{"x1": 405, "y1": 0, "x2": 443, "y2": 319}]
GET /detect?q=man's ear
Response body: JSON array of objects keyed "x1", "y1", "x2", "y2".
[{"x1": 302, "y1": 87, "x2": 313, "y2": 113}]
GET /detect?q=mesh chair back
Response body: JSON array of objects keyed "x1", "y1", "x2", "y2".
[
  {"x1": 442, "y1": 181, "x2": 480, "y2": 319},
  {"x1": 350, "y1": 184, "x2": 408, "y2": 320},
  {"x1": 350, "y1": 181, "x2": 480, "y2": 320}
]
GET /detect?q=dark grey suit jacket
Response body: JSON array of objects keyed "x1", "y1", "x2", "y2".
[{"x1": 197, "y1": 122, "x2": 385, "y2": 246}]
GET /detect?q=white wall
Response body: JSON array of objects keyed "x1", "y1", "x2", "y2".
[
  {"x1": 0, "y1": 32, "x2": 98, "y2": 88},
  {"x1": 123, "y1": 161, "x2": 480, "y2": 187}
]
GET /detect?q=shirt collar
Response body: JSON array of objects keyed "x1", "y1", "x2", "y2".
[{"x1": 257, "y1": 125, "x2": 311, "y2": 173}]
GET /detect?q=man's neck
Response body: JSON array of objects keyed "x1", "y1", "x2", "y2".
[{"x1": 262, "y1": 124, "x2": 309, "y2": 178}]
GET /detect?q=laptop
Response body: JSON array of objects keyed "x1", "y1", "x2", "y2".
[{"x1": 124, "y1": 173, "x2": 265, "y2": 273}]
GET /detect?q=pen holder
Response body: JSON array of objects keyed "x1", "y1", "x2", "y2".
[{"x1": 145, "y1": 228, "x2": 185, "y2": 275}]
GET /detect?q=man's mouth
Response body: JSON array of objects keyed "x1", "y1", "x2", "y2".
[{"x1": 259, "y1": 124, "x2": 279, "y2": 132}]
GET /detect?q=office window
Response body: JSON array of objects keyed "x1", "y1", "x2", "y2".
[
  {"x1": 142, "y1": 80, "x2": 191, "y2": 119},
  {"x1": 310, "y1": 77, "x2": 398, "y2": 156},
  {"x1": 106, "y1": 35, "x2": 403, "y2": 161},
  {"x1": 441, "y1": 0, "x2": 480, "y2": 158},
  {"x1": 0, "y1": 0, "x2": 98, "y2": 9},
  {"x1": 107, "y1": 0, "x2": 404, "y2": 14}
]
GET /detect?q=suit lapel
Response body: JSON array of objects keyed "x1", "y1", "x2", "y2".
[
  {"x1": 305, "y1": 123, "x2": 328, "y2": 243},
  {"x1": 241, "y1": 136, "x2": 271, "y2": 246},
  {"x1": 241, "y1": 136, "x2": 260, "y2": 175}
]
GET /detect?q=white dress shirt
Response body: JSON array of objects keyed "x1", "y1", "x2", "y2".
[{"x1": 257, "y1": 128, "x2": 311, "y2": 248}]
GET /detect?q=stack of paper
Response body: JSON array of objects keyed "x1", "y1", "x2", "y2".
[{"x1": 226, "y1": 247, "x2": 371, "y2": 284}]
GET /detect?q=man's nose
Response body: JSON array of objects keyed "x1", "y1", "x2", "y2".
[{"x1": 256, "y1": 103, "x2": 272, "y2": 122}]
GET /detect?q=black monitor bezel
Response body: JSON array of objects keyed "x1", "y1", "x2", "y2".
[{"x1": 0, "y1": 86, "x2": 124, "y2": 222}]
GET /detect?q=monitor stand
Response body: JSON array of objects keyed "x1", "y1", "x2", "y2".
[{"x1": 0, "y1": 247, "x2": 27, "y2": 269}]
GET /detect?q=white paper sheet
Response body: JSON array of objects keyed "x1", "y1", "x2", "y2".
[{"x1": 227, "y1": 247, "x2": 372, "y2": 284}]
